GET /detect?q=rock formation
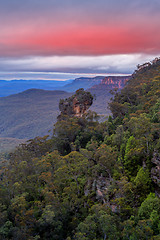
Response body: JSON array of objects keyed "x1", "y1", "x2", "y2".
[
  {"x1": 58, "y1": 88, "x2": 93, "y2": 120},
  {"x1": 151, "y1": 150, "x2": 160, "y2": 197}
]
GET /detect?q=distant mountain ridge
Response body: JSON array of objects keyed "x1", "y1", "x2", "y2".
[
  {"x1": 0, "y1": 75, "x2": 130, "y2": 97},
  {"x1": 59, "y1": 76, "x2": 106, "y2": 92},
  {"x1": 0, "y1": 75, "x2": 130, "y2": 151},
  {"x1": 62, "y1": 75, "x2": 131, "y2": 92},
  {"x1": 0, "y1": 79, "x2": 73, "y2": 97}
]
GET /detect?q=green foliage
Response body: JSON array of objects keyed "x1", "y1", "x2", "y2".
[
  {"x1": 138, "y1": 193, "x2": 160, "y2": 219},
  {"x1": 134, "y1": 167, "x2": 151, "y2": 201},
  {"x1": 53, "y1": 113, "x2": 101, "y2": 155},
  {"x1": 95, "y1": 143, "x2": 117, "y2": 180},
  {"x1": 75, "y1": 205, "x2": 119, "y2": 240},
  {"x1": 0, "y1": 221, "x2": 13, "y2": 239},
  {"x1": 150, "y1": 99, "x2": 160, "y2": 123},
  {"x1": 1, "y1": 61, "x2": 160, "y2": 239},
  {"x1": 124, "y1": 136, "x2": 142, "y2": 177},
  {"x1": 122, "y1": 219, "x2": 153, "y2": 240}
]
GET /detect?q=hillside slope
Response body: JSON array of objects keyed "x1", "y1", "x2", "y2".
[
  {"x1": 0, "y1": 89, "x2": 72, "y2": 139},
  {"x1": 110, "y1": 58, "x2": 160, "y2": 118}
]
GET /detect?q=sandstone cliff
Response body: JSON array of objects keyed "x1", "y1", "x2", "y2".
[
  {"x1": 58, "y1": 88, "x2": 93, "y2": 120},
  {"x1": 91, "y1": 76, "x2": 130, "y2": 90}
]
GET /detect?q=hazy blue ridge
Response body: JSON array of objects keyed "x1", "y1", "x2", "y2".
[{"x1": 0, "y1": 79, "x2": 73, "y2": 97}]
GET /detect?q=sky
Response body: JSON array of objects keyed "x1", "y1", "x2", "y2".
[{"x1": 0, "y1": 0, "x2": 160, "y2": 80}]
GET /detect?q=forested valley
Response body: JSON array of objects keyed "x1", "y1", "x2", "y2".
[{"x1": 0, "y1": 58, "x2": 160, "y2": 239}]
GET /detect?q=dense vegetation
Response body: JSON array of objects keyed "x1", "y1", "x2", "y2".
[{"x1": 0, "y1": 58, "x2": 160, "y2": 239}]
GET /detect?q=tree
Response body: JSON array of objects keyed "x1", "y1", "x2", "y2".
[
  {"x1": 134, "y1": 167, "x2": 151, "y2": 202},
  {"x1": 75, "y1": 205, "x2": 119, "y2": 240},
  {"x1": 138, "y1": 193, "x2": 160, "y2": 220},
  {"x1": 95, "y1": 144, "x2": 117, "y2": 181},
  {"x1": 123, "y1": 136, "x2": 142, "y2": 177}
]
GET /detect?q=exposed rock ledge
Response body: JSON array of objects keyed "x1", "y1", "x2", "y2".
[
  {"x1": 58, "y1": 88, "x2": 93, "y2": 120},
  {"x1": 151, "y1": 150, "x2": 160, "y2": 197}
]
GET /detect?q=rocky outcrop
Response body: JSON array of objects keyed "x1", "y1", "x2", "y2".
[
  {"x1": 84, "y1": 176, "x2": 123, "y2": 213},
  {"x1": 151, "y1": 151, "x2": 160, "y2": 196},
  {"x1": 58, "y1": 88, "x2": 93, "y2": 120}
]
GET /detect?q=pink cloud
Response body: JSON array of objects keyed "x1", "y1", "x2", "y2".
[{"x1": 0, "y1": 18, "x2": 160, "y2": 57}]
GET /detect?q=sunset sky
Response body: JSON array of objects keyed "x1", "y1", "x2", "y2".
[{"x1": 0, "y1": 0, "x2": 160, "y2": 80}]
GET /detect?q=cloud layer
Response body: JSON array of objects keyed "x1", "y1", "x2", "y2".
[
  {"x1": 0, "y1": 54, "x2": 158, "y2": 80},
  {"x1": 0, "y1": 0, "x2": 159, "y2": 76}
]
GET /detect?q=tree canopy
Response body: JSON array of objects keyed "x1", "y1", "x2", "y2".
[{"x1": 0, "y1": 58, "x2": 160, "y2": 239}]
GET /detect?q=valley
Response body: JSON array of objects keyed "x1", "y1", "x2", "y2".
[{"x1": 0, "y1": 75, "x2": 130, "y2": 152}]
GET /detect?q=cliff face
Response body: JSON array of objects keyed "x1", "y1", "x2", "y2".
[
  {"x1": 151, "y1": 151, "x2": 160, "y2": 196},
  {"x1": 58, "y1": 88, "x2": 93, "y2": 120},
  {"x1": 62, "y1": 76, "x2": 105, "y2": 92},
  {"x1": 91, "y1": 76, "x2": 130, "y2": 90},
  {"x1": 72, "y1": 97, "x2": 92, "y2": 117}
]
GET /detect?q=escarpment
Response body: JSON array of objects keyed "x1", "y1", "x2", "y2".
[{"x1": 91, "y1": 75, "x2": 130, "y2": 90}]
